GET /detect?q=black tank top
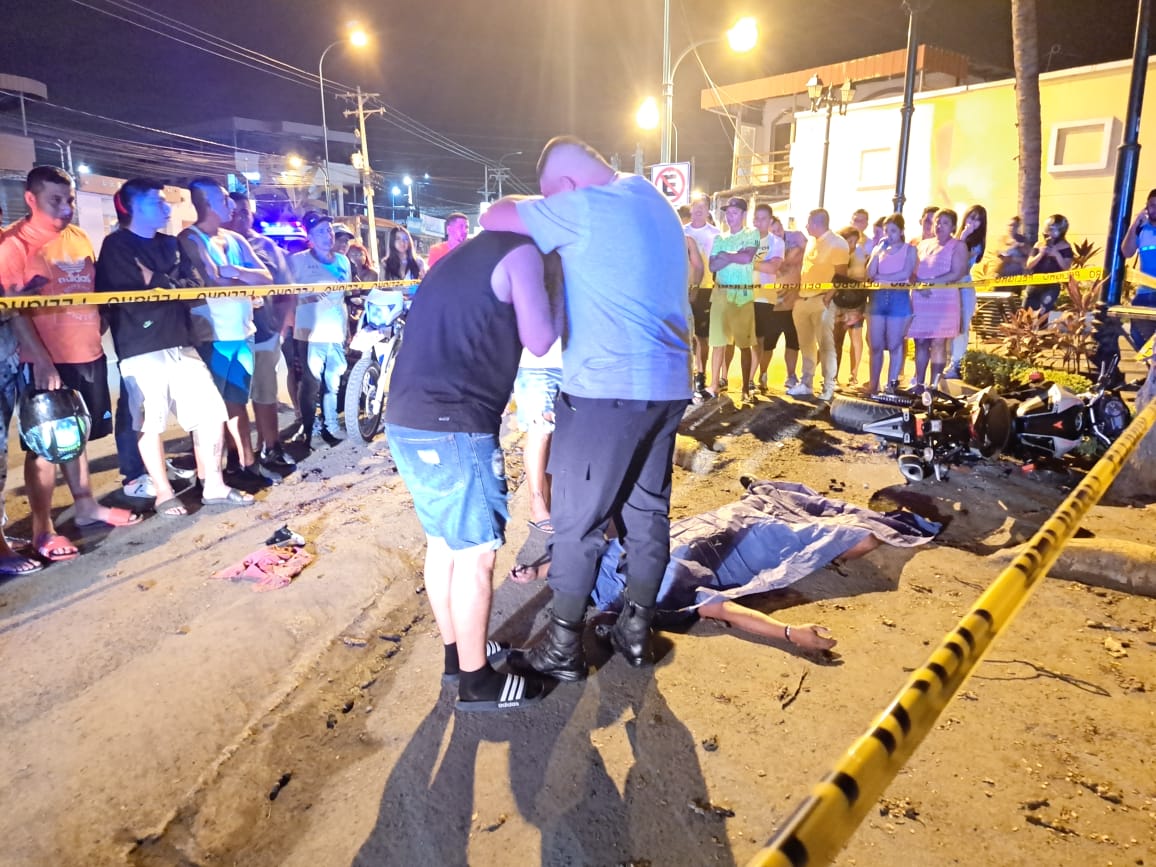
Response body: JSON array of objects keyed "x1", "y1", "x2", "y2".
[{"x1": 385, "y1": 230, "x2": 534, "y2": 434}]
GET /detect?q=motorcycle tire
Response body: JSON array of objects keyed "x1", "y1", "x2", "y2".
[
  {"x1": 344, "y1": 356, "x2": 382, "y2": 442},
  {"x1": 830, "y1": 394, "x2": 908, "y2": 433}
]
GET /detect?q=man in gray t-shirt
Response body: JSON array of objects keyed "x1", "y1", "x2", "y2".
[{"x1": 481, "y1": 136, "x2": 692, "y2": 681}]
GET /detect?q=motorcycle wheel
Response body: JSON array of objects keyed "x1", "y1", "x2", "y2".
[{"x1": 830, "y1": 394, "x2": 908, "y2": 433}]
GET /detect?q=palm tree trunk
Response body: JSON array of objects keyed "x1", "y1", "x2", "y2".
[{"x1": 1012, "y1": 0, "x2": 1042, "y2": 241}]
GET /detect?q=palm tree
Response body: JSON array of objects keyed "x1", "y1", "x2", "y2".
[{"x1": 1012, "y1": 0, "x2": 1041, "y2": 241}]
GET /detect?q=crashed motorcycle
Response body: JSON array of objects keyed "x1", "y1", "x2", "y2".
[
  {"x1": 343, "y1": 289, "x2": 409, "y2": 442},
  {"x1": 830, "y1": 366, "x2": 1131, "y2": 482}
]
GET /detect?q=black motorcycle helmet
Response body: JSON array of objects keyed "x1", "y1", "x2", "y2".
[{"x1": 18, "y1": 388, "x2": 92, "y2": 464}]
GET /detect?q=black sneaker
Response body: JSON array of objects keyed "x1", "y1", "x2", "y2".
[
  {"x1": 261, "y1": 444, "x2": 297, "y2": 469},
  {"x1": 319, "y1": 428, "x2": 344, "y2": 447},
  {"x1": 226, "y1": 463, "x2": 275, "y2": 488},
  {"x1": 693, "y1": 372, "x2": 706, "y2": 393}
]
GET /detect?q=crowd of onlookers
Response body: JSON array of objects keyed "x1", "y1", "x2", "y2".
[
  {"x1": 680, "y1": 195, "x2": 1091, "y2": 405},
  {"x1": 0, "y1": 166, "x2": 477, "y2": 574}
]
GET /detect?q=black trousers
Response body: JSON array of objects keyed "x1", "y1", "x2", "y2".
[{"x1": 545, "y1": 394, "x2": 689, "y2": 622}]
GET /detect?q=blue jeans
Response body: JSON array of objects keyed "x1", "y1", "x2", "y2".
[
  {"x1": 386, "y1": 425, "x2": 508, "y2": 550},
  {"x1": 1130, "y1": 291, "x2": 1156, "y2": 351}
]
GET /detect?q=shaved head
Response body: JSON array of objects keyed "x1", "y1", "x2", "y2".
[{"x1": 536, "y1": 136, "x2": 615, "y2": 196}]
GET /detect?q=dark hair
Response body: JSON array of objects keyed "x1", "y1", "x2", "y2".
[
  {"x1": 808, "y1": 208, "x2": 830, "y2": 228},
  {"x1": 383, "y1": 227, "x2": 421, "y2": 280},
  {"x1": 853, "y1": 208, "x2": 869, "y2": 220},
  {"x1": 837, "y1": 225, "x2": 861, "y2": 246},
  {"x1": 754, "y1": 203, "x2": 773, "y2": 219},
  {"x1": 921, "y1": 205, "x2": 938, "y2": 220},
  {"x1": 1045, "y1": 214, "x2": 1069, "y2": 239},
  {"x1": 446, "y1": 212, "x2": 467, "y2": 224},
  {"x1": 677, "y1": 205, "x2": 691, "y2": 222},
  {"x1": 115, "y1": 177, "x2": 164, "y2": 224},
  {"x1": 26, "y1": 165, "x2": 73, "y2": 194},
  {"x1": 958, "y1": 204, "x2": 987, "y2": 258},
  {"x1": 188, "y1": 176, "x2": 224, "y2": 212},
  {"x1": 229, "y1": 191, "x2": 251, "y2": 206},
  {"x1": 1147, "y1": 189, "x2": 1156, "y2": 201},
  {"x1": 873, "y1": 216, "x2": 886, "y2": 229},
  {"x1": 536, "y1": 135, "x2": 610, "y2": 177},
  {"x1": 883, "y1": 213, "x2": 906, "y2": 235},
  {"x1": 933, "y1": 208, "x2": 959, "y2": 233}
]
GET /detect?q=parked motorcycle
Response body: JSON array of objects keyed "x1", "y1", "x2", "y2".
[
  {"x1": 343, "y1": 289, "x2": 409, "y2": 442},
  {"x1": 830, "y1": 364, "x2": 1130, "y2": 482}
]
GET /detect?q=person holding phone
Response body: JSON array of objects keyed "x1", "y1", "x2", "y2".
[
  {"x1": 1024, "y1": 214, "x2": 1073, "y2": 314},
  {"x1": 1120, "y1": 189, "x2": 1156, "y2": 352}
]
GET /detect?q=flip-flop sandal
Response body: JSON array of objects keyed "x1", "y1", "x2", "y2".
[
  {"x1": 75, "y1": 507, "x2": 143, "y2": 528},
  {"x1": 513, "y1": 522, "x2": 552, "y2": 584},
  {"x1": 455, "y1": 671, "x2": 546, "y2": 713},
  {"x1": 34, "y1": 533, "x2": 80, "y2": 562},
  {"x1": 202, "y1": 488, "x2": 256, "y2": 507},
  {"x1": 442, "y1": 641, "x2": 511, "y2": 683},
  {"x1": 0, "y1": 553, "x2": 45, "y2": 576},
  {"x1": 154, "y1": 498, "x2": 189, "y2": 517}
]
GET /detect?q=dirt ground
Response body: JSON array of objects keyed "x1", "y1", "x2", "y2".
[{"x1": 1, "y1": 366, "x2": 1154, "y2": 866}]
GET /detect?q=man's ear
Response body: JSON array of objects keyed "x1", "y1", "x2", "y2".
[{"x1": 23, "y1": 190, "x2": 36, "y2": 212}]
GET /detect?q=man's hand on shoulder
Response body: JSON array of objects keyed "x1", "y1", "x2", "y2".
[{"x1": 480, "y1": 195, "x2": 537, "y2": 235}]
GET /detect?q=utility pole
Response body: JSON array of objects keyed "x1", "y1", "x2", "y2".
[{"x1": 340, "y1": 87, "x2": 386, "y2": 268}]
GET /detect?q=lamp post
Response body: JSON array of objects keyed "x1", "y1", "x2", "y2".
[
  {"x1": 318, "y1": 26, "x2": 368, "y2": 214},
  {"x1": 806, "y1": 75, "x2": 857, "y2": 209},
  {"x1": 659, "y1": 5, "x2": 757, "y2": 164},
  {"x1": 390, "y1": 184, "x2": 401, "y2": 221}
]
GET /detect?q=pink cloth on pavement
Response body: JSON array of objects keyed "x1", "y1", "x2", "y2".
[{"x1": 211, "y1": 545, "x2": 313, "y2": 592}]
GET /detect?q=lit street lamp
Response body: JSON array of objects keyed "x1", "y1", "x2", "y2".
[
  {"x1": 318, "y1": 25, "x2": 369, "y2": 213},
  {"x1": 659, "y1": 6, "x2": 757, "y2": 163},
  {"x1": 806, "y1": 75, "x2": 857, "y2": 209},
  {"x1": 390, "y1": 184, "x2": 401, "y2": 221}
]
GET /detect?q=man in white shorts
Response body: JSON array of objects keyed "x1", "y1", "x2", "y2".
[{"x1": 96, "y1": 178, "x2": 254, "y2": 513}]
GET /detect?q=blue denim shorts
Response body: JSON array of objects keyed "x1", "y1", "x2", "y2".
[
  {"x1": 513, "y1": 366, "x2": 562, "y2": 432},
  {"x1": 386, "y1": 425, "x2": 508, "y2": 550}
]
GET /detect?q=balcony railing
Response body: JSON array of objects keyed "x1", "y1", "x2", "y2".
[{"x1": 733, "y1": 147, "x2": 792, "y2": 190}]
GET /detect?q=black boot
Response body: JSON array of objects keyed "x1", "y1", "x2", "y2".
[
  {"x1": 511, "y1": 611, "x2": 587, "y2": 682},
  {"x1": 608, "y1": 594, "x2": 656, "y2": 667}
]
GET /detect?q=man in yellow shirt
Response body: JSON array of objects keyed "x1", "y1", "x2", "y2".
[{"x1": 789, "y1": 208, "x2": 849, "y2": 401}]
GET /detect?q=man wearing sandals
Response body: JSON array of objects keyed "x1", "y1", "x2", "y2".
[
  {"x1": 96, "y1": 178, "x2": 254, "y2": 516},
  {"x1": 482, "y1": 136, "x2": 692, "y2": 682},
  {"x1": 0, "y1": 166, "x2": 143, "y2": 563},
  {"x1": 384, "y1": 229, "x2": 556, "y2": 712}
]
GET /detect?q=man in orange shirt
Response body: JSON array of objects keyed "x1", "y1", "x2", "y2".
[
  {"x1": 0, "y1": 166, "x2": 141, "y2": 563},
  {"x1": 425, "y1": 212, "x2": 469, "y2": 269}
]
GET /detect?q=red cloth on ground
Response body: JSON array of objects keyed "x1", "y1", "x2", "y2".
[{"x1": 211, "y1": 545, "x2": 313, "y2": 591}]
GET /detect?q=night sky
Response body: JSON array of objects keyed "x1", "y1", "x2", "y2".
[{"x1": 3, "y1": 0, "x2": 1147, "y2": 211}]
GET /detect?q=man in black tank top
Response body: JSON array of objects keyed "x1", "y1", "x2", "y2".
[{"x1": 385, "y1": 230, "x2": 557, "y2": 712}]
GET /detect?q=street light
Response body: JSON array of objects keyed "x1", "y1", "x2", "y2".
[
  {"x1": 660, "y1": 5, "x2": 758, "y2": 163},
  {"x1": 806, "y1": 75, "x2": 857, "y2": 209},
  {"x1": 636, "y1": 97, "x2": 660, "y2": 130},
  {"x1": 390, "y1": 184, "x2": 401, "y2": 221},
  {"x1": 318, "y1": 25, "x2": 369, "y2": 213}
]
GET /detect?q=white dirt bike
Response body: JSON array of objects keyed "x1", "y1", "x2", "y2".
[{"x1": 343, "y1": 289, "x2": 408, "y2": 442}]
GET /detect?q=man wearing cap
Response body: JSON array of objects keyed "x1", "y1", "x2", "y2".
[
  {"x1": 333, "y1": 223, "x2": 355, "y2": 257},
  {"x1": 288, "y1": 212, "x2": 350, "y2": 446},
  {"x1": 427, "y1": 212, "x2": 469, "y2": 269},
  {"x1": 178, "y1": 177, "x2": 274, "y2": 486},
  {"x1": 709, "y1": 197, "x2": 760, "y2": 404}
]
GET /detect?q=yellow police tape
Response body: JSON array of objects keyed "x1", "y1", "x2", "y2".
[
  {"x1": 746, "y1": 396, "x2": 1156, "y2": 867},
  {"x1": 0, "y1": 278, "x2": 419, "y2": 311},
  {"x1": 0, "y1": 265, "x2": 1147, "y2": 310},
  {"x1": 712, "y1": 267, "x2": 1105, "y2": 295}
]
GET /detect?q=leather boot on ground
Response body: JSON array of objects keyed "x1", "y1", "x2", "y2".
[
  {"x1": 607, "y1": 594, "x2": 657, "y2": 667},
  {"x1": 508, "y1": 611, "x2": 587, "y2": 682}
]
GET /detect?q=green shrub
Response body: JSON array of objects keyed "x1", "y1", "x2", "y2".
[{"x1": 961, "y1": 350, "x2": 1093, "y2": 393}]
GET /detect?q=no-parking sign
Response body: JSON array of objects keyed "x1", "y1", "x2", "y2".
[{"x1": 650, "y1": 161, "x2": 692, "y2": 207}]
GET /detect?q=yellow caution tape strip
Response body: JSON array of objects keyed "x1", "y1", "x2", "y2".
[
  {"x1": 746, "y1": 397, "x2": 1156, "y2": 867},
  {"x1": 0, "y1": 266, "x2": 1146, "y2": 310},
  {"x1": 707, "y1": 267, "x2": 1106, "y2": 295},
  {"x1": 0, "y1": 278, "x2": 419, "y2": 311}
]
